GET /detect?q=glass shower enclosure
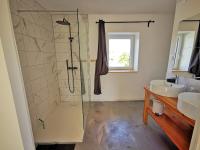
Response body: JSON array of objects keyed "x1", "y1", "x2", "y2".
[{"x1": 9, "y1": 0, "x2": 90, "y2": 143}]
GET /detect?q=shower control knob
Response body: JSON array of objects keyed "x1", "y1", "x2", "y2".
[
  {"x1": 69, "y1": 37, "x2": 74, "y2": 41},
  {"x1": 67, "y1": 66, "x2": 78, "y2": 70}
]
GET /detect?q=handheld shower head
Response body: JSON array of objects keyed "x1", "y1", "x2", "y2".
[{"x1": 56, "y1": 18, "x2": 70, "y2": 25}]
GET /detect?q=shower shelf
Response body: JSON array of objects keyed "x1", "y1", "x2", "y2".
[{"x1": 143, "y1": 86, "x2": 195, "y2": 150}]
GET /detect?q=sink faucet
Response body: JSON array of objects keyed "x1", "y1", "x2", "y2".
[{"x1": 175, "y1": 75, "x2": 179, "y2": 84}]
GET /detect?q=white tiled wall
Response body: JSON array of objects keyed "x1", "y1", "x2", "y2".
[
  {"x1": 9, "y1": 0, "x2": 60, "y2": 133},
  {"x1": 9, "y1": 0, "x2": 90, "y2": 134},
  {"x1": 178, "y1": 77, "x2": 200, "y2": 93}
]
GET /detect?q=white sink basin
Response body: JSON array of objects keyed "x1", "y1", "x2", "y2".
[
  {"x1": 178, "y1": 92, "x2": 200, "y2": 120},
  {"x1": 150, "y1": 80, "x2": 185, "y2": 98}
]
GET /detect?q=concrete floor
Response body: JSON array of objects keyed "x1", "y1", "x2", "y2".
[{"x1": 75, "y1": 101, "x2": 178, "y2": 150}]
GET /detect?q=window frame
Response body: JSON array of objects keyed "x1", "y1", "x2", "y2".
[
  {"x1": 107, "y1": 32, "x2": 136, "y2": 71},
  {"x1": 173, "y1": 31, "x2": 196, "y2": 71}
]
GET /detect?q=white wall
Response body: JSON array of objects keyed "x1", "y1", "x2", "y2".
[
  {"x1": 89, "y1": 14, "x2": 174, "y2": 101},
  {"x1": 0, "y1": 37, "x2": 24, "y2": 150},
  {"x1": 0, "y1": 0, "x2": 35, "y2": 149}
]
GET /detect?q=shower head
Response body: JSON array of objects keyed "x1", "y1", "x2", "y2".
[{"x1": 56, "y1": 18, "x2": 70, "y2": 25}]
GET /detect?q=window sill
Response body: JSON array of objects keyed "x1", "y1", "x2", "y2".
[
  {"x1": 172, "y1": 69, "x2": 188, "y2": 72},
  {"x1": 109, "y1": 69, "x2": 138, "y2": 73}
]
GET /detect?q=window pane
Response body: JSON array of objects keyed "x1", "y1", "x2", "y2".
[{"x1": 109, "y1": 39, "x2": 131, "y2": 68}]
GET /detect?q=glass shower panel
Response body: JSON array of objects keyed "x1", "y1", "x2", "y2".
[
  {"x1": 51, "y1": 13, "x2": 85, "y2": 133},
  {"x1": 52, "y1": 13, "x2": 90, "y2": 129},
  {"x1": 10, "y1": 0, "x2": 90, "y2": 140},
  {"x1": 79, "y1": 14, "x2": 91, "y2": 126}
]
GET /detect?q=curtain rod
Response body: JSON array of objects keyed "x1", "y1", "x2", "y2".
[
  {"x1": 17, "y1": 9, "x2": 78, "y2": 13},
  {"x1": 182, "y1": 20, "x2": 200, "y2": 22},
  {"x1": 96, "y1": 20, "x2": 155, "y2": 27}
]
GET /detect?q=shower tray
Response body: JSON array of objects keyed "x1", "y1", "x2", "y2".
[{"x1": 34, "y1": 101, "x2": 84, "y2": 144}]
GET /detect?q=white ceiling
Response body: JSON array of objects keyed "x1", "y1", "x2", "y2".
[{"x1": 36, "y1": 0, "x2": 176, "y2": 14}]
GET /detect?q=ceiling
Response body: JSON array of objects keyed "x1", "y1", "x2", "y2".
[{"x1": 36, "y1": 0, "x2": 176, "y2": 14}]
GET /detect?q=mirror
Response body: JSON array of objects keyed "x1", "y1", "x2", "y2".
[{"x1": 173, "y1": 14, "x2": 200, "y2": 72}]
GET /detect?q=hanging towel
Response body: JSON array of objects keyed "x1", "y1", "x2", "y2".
[
  {"x1": 94, "y1": 20, "x2": 108, "y2": 95},
  {"x1": 188, "y1": 22, "x2": 200, "y2": 77}
]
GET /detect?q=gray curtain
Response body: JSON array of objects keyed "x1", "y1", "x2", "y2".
[
  {"x1": 188, "y1": 22, "x2": 200, "y2": 77},
  {"x1": 94, "y1": 20, "x2": 108, "y2": 95}
]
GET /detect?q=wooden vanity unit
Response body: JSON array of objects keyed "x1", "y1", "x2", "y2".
[{"x1": 143, "y1": 86, "x2": 195, "y2": 150}]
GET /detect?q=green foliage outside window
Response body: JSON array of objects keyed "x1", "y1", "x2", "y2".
[{"x1": 119, "y1": 53, "x2": 129, "y2": 67}]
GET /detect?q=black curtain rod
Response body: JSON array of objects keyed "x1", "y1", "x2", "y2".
[
  {"x1": 182, "y1": 20, "x2": 200, "y2": 22},
  {"x1": 17, "y1": 9, "x2": 78, "y2": 13},
  {"x1": 96, "y1": 20, "x2": 155, "y2": 27}
]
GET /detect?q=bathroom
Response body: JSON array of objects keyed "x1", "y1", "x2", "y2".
[{"x1": 0, "y1": 0, "x2": 200, "y2": 149}]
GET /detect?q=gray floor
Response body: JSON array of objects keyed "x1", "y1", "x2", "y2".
[{"x1": 75, "y1": 101, "x2": 178, "y2": 150}]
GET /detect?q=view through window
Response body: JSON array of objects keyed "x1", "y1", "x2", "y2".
[{"x1": 108, "y1": 32, "x2": 139, "y2": 71}]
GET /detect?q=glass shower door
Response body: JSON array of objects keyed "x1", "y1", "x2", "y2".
[{"x1": 79, "y1": 14, "x2": 91, "y2": 127}]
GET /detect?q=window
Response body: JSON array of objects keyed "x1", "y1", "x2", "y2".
[
  {"x1": 173, "y1": 31, "x2": 196, "y2": 71},
  {"x1": 107, "y1": 32, "x2": 139, "y2": 71}
]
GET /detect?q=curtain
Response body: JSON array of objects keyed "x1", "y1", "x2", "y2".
[
  {"x1": 188, "y1": 22, "x2": 200, "y2": 77},
  {"x1": 94, "y1": 20, "x2": 108, "y2": 95}
]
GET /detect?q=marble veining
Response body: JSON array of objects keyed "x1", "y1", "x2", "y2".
[
  {"x1": 52, "y1": 14, "x2": 89, "y2": 102},
  {"x1": 9, "y1": 0, "x2": 61, "y2": 134}
]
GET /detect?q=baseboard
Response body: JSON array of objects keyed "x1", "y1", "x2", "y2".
[
  {"x1": 59, "y1": 99, "x2": 144, "y2": 102},
  {"x1": 90, "y1": 99, "x2": 144, "y2": 102}
]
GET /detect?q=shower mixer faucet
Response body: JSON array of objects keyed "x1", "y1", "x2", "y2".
[
  {"x1": 66, "y1": 59, "x2": 78, "y2": 70},
  {"x1": 56, "y1": 17, "x2": 80, "y2": 93},
  {"x1": 69, "y1": 37, "x2": 74, "y2": 42}
]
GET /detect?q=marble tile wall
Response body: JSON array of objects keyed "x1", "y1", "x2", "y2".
[
  {"x1": 9, "y1": 0, "x2": 61, "y2": 134},
  {"x1": 52, "y1": 14, "x2": 90, "y2": 102}
]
